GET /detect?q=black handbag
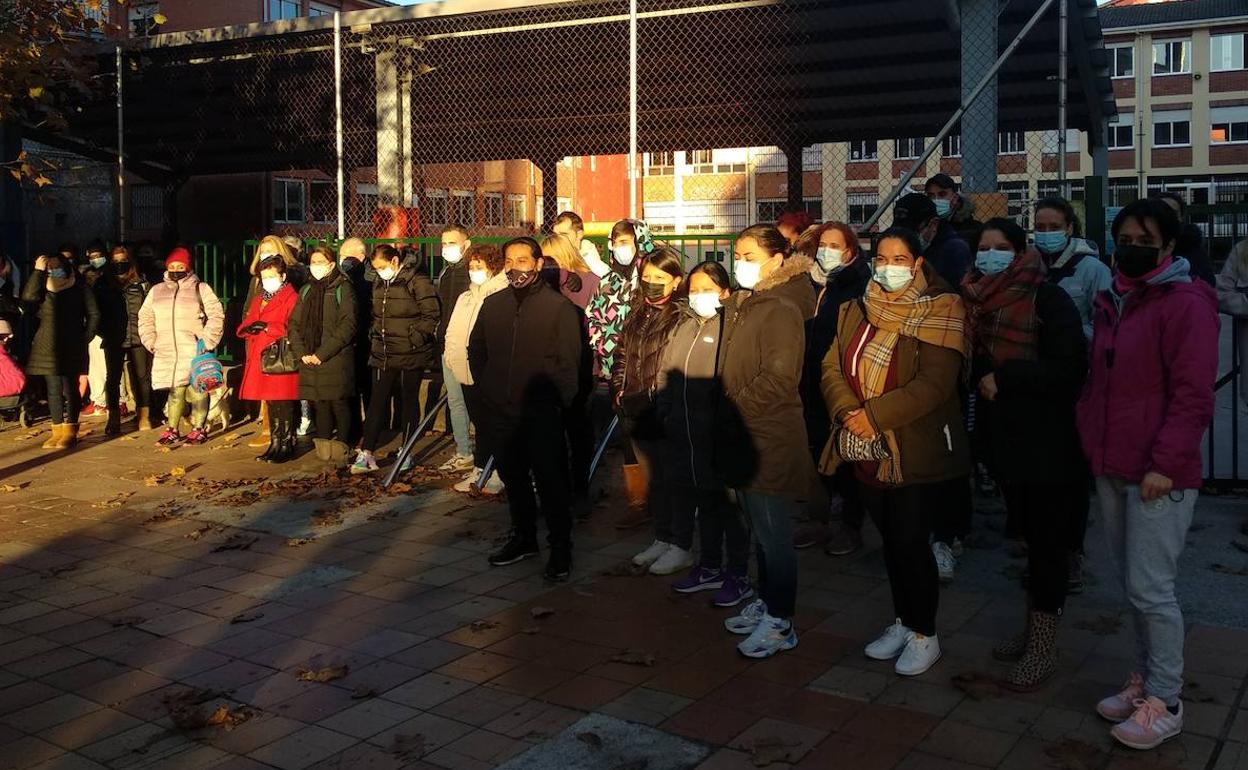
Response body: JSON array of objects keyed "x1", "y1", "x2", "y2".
[{"x1": 261, "y1": 338, "x2": 298, "y2": 375}]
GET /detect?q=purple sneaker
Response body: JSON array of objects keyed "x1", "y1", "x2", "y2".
[
  {"x1": 711, "y1": 574, "x2": 755, "y2": 608},
  {"x1": 672, "y1": 566, "x2": 724, "y2": 594}
]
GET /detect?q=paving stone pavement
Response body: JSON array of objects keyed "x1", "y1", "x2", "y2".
[{"x1": 0, "y1": 417, "x2": 1246, "y2": 770}]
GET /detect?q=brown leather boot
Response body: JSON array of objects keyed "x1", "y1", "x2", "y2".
[
  {"x1": 41, "y1": 424, "x2": 65, "y2": 450},
  {"x1": 248, "y1": 403, "x2": 271, "y2": 448},
  {"x1": 614, "y1": 463, "x2": 650, "y2": 530}
]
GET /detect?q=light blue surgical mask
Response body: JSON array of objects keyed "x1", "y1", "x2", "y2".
[
  {"x1": 873, "y1": 265, "x2": 913, "y2": 292},
  {"x1": 49, "y1": 268, "x2": 69, "y2": 280},
  {"x1": 1033, "y1": 230, "x2": 1070, "y2": 255},
  {"x1": 932, "y1": 198, "x2": 952, "y2": 219},
  {"x1": 975, "y1": 249, "x2": 1015, "y2": 276},
  {"x1": 815, "y1": 247, "x2": 845, "y2": 273}
]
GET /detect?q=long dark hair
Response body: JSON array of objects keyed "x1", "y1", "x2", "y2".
[
  {"x1": 737, "y1": 224, "x2": 790, "y2": 258},
  {"x1": 877, "y1": 226, "x2": 924, "y2": 259},
  {"x1": 689, "y1": 259, "x2": 731, "y2": 291}
]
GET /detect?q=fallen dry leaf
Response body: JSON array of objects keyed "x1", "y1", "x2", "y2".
[
  {"x1": 0, "y1": 483, "x2": 27, "y2": 493},
  {"x1": 212, "y1": 535, "x2": 258, "y2": 553},
  {"x1": 285, "y1": 537, "x2": 316, "y2": 547},
  {"x1": 145, "y1": 474, "x2": 166, "y2": 487},
  {"x1": 311, "y1": 511, "x2": 343, "y2": 527},
  {"x1": 297, "y1": 664, "x2": 348, "y2": 683},
  {"x1": 576, "y1": 731, "x2": 603, "y2": 749},
  {"x1": 1072, "y1": 615, "x2": 1123, "y2": 636},
  {"x1": 15, "y1": 430, "x2": 43, "y2": 441},
  {"x1": 111, "y1": 615, "x2": 146, "y2": 627},
  {"x1": 530, "y1": 606, "x2": 555, "y2": 619},
  {"x1": 92, "y1": 492, "x2": 134, "y2": 510},
  {"x1": 743, "y1": 736, "x2": 801, "y2": 767},
  {"x1": 210, "y1": 443, "x2": 238, "y2": 451},
  {"x1": 170, "y1": 466, "x2": 187, "y2": 477},
  {"x1": 229, "y1": 611, "x2": 264, "y2": 624},
  {"x1": 520, "y1": 625, "x2": 540, "y2": 635},
  {"x1": 1043, "y1": 739, "x2": 1106, "y2": 770},
  {"x1": 45, "y1": 563, "x2": 78, "y2": 576},
  {"x1": 610, "y1": 649, "x2": 656, "y2": 667},
  {"x1": 951, "y1": 672, "x2": 1001, "y2": 701},
  {"x1": 351, "y1": 686, "x2": 378, "y2": 700}
]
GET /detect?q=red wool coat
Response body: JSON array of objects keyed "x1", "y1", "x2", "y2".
[{"x1": 238, "y1": 285, "x2": 300, "y2": 401}]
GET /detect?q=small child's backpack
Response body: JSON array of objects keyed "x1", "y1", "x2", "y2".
[{"x1": 190, "y1": 339, "x2": 223, "y2": 394}]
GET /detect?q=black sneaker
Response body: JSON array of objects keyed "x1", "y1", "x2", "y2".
[
  {"x1": 543, "y1": 548, "x2": 572, "y2": 582},
  {"x1": 488, "y1": 537, "x2": 539, "y2": 567}
]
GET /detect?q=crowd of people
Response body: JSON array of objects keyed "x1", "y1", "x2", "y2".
[{"x1": 2, "y1": 175, "x2": 1244, "y2": 753}]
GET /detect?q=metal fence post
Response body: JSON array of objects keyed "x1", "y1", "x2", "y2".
[
  {"x1": 1058, "y1": 0, "x2": 1068, "y2": 187},
  {"x1": 116, "y1": 45, "x2": 126, "y2": 243},
  {"x1": 334, "y1": 11, "x2": 345, "y2": 242},
  {"x1": 628, "y1": 0, "x2": 638, "y2": 220}
]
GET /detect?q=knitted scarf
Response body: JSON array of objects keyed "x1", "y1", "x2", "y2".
[
  {"x1": 857, "y1": 266, "x2": 969, "y2": 484},
  {"x1": 300, "y1": 273, "x2": 333, "y2": 353},
  {"x1": 961, "y1": 248, "x2": 1045, "y2": 367}
]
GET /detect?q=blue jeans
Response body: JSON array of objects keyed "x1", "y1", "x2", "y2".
[
  {"x1": 737, "y1": 490, "x2": 799, "y2": 620},
  {"x1": 443, "y1": 360, "x2": 472, "y2": 458}
]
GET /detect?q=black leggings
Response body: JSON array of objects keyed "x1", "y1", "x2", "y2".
[
  {"x1": 314, "y1": 399, "x2": 351, "y2": 442},
  {"x1": 46, "y1": 375, "x2": 81, "y2": 425},
  {"x1": 860, "y1": 481, "x2": 940, "y2": 636},
  {"x1": 105, "y1": 345, "x2": 151, "y2": 411},
  {"x1": 1001, "y1": 480, "x2": 1088, "y2": 614},
  {"x1": 362, "y1": 367, "x2": 423, "y2": 452}
]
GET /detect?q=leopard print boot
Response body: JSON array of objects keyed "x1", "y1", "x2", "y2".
[
  {"x1": 992, "y1": 606, "x2": 1031, "y2": 662},
  {"x1": 1002, "y1": 610, "x2": 1059, "y2": 692}
]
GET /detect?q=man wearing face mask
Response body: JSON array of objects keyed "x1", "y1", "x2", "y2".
[
  {"x1": 338, "y1": 237, "x2": 373, "y2": 434},
  {"x1": 1077, "y1": 199, "x2": 1218, "y2": 751},
  {"x1": 470, "y1": 238, "x2": 584, "y2": 582},
  {"x1": 925, "y1": 174, "x2": 981, "y2": 250},
  {"x1": 894, "y1": 193, "x2": 972, "y2": 291},
  {"x1": 432, "y1": 226, "x2": 475, "y2": 472}
]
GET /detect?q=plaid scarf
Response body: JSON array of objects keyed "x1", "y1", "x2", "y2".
[
  {"x1": 961, "y1": 248, "x2": 1045, "y2": 367},
  {"x1": 856, "y1": 267, "x2": 968, "y2": 484}
]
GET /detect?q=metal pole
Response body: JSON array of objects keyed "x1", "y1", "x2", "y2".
[
  {"x1": 334, "y1": 11, "x2": 345, "y2": 241},
  {"x1": 588, "y1": 414, "x2": 619, "y2": 483},
  {"x1": 382, "y1": 392, "x2": 449, "y2": 488},
  {"x1": 473, "y1": 455, "x2": 496, "y2": 494},
  {"x1": 1057, "y1": 0, "x2": 1068, "y2": 188},
  {"x1": 116, "y1": 46, "x2": 126, "y2": 243},
  {"x1": 862, "y1": 0, "x2": 1058, "y2": 231},
  {"x1": 627, "y1": 0, "x2": 638, "y2": 219}
]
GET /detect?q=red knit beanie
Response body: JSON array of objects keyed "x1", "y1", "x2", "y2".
[{"x1": 165, "y1": 247, "x2": 192, "y2": 270}]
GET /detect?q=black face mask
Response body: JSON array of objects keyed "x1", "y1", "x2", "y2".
[
  {"x1": 508, "y1": 269, "x2": 538, "y2": 290},
  {"x1": 112, "y1": 260, "x2": 132, "y2": 274},
  {"x1": 1115, "y1": 244, "x2": 1161, "y2": 279},
  {"x1": 168, "y1": 271, "x2": 188, "y2": 281},
  {"x1": 641, "y1": 279, "x2": 669, "y2": 303}
]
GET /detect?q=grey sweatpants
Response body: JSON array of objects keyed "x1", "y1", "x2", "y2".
[{"x1": 1096, "y1": 476, "x2": 1197, "y2": 705}]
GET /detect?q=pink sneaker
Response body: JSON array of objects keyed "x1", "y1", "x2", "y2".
[
  {"x1": 156, "y1": 427, "x2": 181, "y2": 447},
  {"x1": 183, "y1": 428, "x2": 208, "y2": 446},
  {"x1": 1111, "y1": 696, "x2": 1183, "y2": 750},
  {"x1": 1096, "y1": 672, "x2": 1145, "y2": 722}
]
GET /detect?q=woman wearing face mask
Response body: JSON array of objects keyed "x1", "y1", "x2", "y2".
[
  {"x1": 616, "y1": 247, "x2": 688, "y2": 574},
  {"x1": 242, "y1": 236, "x2": 300, "y2": 449},
  {"x1": 237, "y1": 256, "x2": 300, "y2": 462},
  {"x1": 1077, "y1": 199, "x2": 1218, "y2": 751},
  {"x1": 821, "y1": 227, "x2": 969, "y2": 676},
  {"x1": 655, "y1": 261, "x2": 753, "y2": 607},
  {"x1": 586, "y1": 218, "x2": 656, "y2": 527},
  {"x1": 444, "y1": 243, "x2": 509, "y2": 495},
  {"x1": 22, "y1": 253, "x2": 100, "y2": 449},
  {"x1": 963, "y1": 218, "x2": 1087, "y2": 691},
  {"x1": 1033, "y1": 197, "x2": 1111, "y2": 342},
  {"x1": 79, "y1": 240, "x2": 111, "y2": 422},
  {"x1": 138, "y1": 248, "x2": 226, "y2": 446},
  {"x1": 287, "y1": 246, "x2": 357, "y2": 465},
  {"x1": 540, "y1": 234, "x2": 600, "y2": 310},
  {"x1": 96, "y1": 246, "x2": 153, "y2": 435},
  {"x1": 795, "y1": 222, "x2": 873, "y2": 556},
  {"x1": 717, "y1": 224, "x2": 817, "y2": 659},
  {"x1": 351, "y1": 244, "x2": 441, "y2": 475}
]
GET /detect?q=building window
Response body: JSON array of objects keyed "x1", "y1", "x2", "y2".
[
  {"x1": 1041, "y1": 129, "x2": 1079, "y2": 154},
  {"x1": 894, "y1": 138, "x2": 924, "y2": 160},
  {"x1": 309, "y1": 180, "x2": 336, "y2": 224},
  {"x1": 506, "y1": 195, "x2": 525, "y2": 228},
  {"x1": 1109, "y1": 44, "x2": 1134, "y2": 79},
  {"x1": 801, "y1": 146, "x2": 821, "y2": 171},
  {"x1": 1152, "y1": 110, "x2": 1191, "y2": 147},
  {"x1": 645, "y1": 152, "x2": 674, "y2": 176},
  {"x1": 1152, "y1": 39, "x2": 1190, "y2": 75},
  {"x1": 1211, "y1": 106, "x2": 1248, "y2": 144},
  {"x1": 266, "y1": 0, "x2": 300, "y2": 21},
  {"x1": 484, "y1": 193, "x2": 503, "y2": 227},
  {"x1": 688, "y1": 149, "x2": 714, "y2": 170},
  {"x1": 355, "y1": 183, "x2": 378, "y2": 228},
  {"x1": 997, "y1": 181, "x2": 1031, "y2": 229},
  {"x1": 1108, "y1": 113, "x2": 1134, "y2": 150},
  {"x1": 847, "y1": 192, "x2": 879, "y2": 225},
  {"x1": 1211, "y1": 33, "x2": 1246, "y2": 72},
  {"x1": 941, "y1": 134, "x2": 961, "y2": 158},
  {"x1": 130, "y1": 185, "x2": 163, "y2": 230},
  {"x1": 309, "y1": 2, "x2": 336, "y2": 17},
  {"x1": 849, "y1": 140, "x2": 877, "y2": 161},
  {"x1": 756, "y1": 198, "x2": 821, "y2": 223},
  {"x1": 129, "y1": 3, "x2": 162, "y2": 37},
  {"x1": 998, "y1": 131, "x2": 1025, "y2": 155},
  {"x1": 1037, "y1": 179, "x2": 1085, "y2": 202},
  {"x1": 450, "y1": 190, "x2": 475, "y2": 228},
  {"x1": 273, "y1": 178, "x2": 305, "y2": 224},
  {"x1": 424, "y1": 189, "x2": 447, "y2": 226}
]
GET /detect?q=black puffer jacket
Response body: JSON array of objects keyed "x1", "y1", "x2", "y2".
[
  {"x1": 612, "y1": 298, "x2": 682, "y2": 401},
  {"x1": 289, "y1": 270, "x2": 358, "y2": 402},
  {"x1": 436, "y1": 261, "x2": 471, "y2": 354},
  {"x1": 21, "y1": 271, "x2": 100, "y2": 377},
  {"x1": 96, "y1": 275, "x2": 151, "y2": 350},
  {"x1": 803, "y1": 257, "x2": 872, "y2": 456},
  {"x1": 368, "y1": 266, "x2": 440, "y2": 371}
]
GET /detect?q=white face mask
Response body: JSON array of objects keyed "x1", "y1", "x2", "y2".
[
  {"x1": 469, "y1": 269, "x2": 488, "y2": 286},
  {"x1": 261, "y1": 276, "x2": 284, "y2": 294},
  {"x1": 734, "y1": 259, "x2": 762, "y2": 290},
  {"x1": 816, "y1": 247, "x2": 844, "y2": 273},
  {"x1": 89, "y1": 257, "x2": 107, "y2": 269},
  {"x1": 442, "y1": 244, "x2": 463, "y2": 264},
  {"x1": 689, "y1": 291, "x2": 722, "y2": 319},
  {"x1": 873, "y1": 264, "x2": 914, "y2": 293},
  {"x1": 612, "y1": 243, "x2": 636, "y2": 266},
  {"x1": 309, "y1": 263, "x2": 333, "y2": 281},
  {"x1": 377, "y1": 266, "x2": 397, "y2": 282}
]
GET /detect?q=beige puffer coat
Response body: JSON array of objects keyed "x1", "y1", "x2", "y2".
[{"x1": 138, "y1": 272, "x2": 225, "y2": 390}]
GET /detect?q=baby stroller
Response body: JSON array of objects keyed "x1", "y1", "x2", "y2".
[{"x1": 0, "y1": 319, "x2": 28, "y2": 428}]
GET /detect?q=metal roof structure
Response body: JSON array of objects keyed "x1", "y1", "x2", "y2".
[
  {"x1": 34, "y1": 0, "x2": 1118, "y2": 182},
  {"x1": 1100, "y1": 0, "x2": 1248, "y2": 29}
]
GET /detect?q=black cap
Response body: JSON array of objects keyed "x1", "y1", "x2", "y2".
[
  {"x1": 926, "y1": 173, "x2": 958, "y2": 192},
  {"x1": 893, "y1": 193, "x2": 937, "y2": 230}
]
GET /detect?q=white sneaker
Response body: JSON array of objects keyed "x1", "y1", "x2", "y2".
[
  {"x1": 1111, "y1": 696, "x2": 1183, "y2": 750},
  {"x1": 479, "y1": 472, "x2": 504, "y2": 495},
  {"x1": 737, "y1": 613, "x2": 798, "y2": 659},
  {"x1": 649, "y1": 546, "x2": 694, "y2": 576},
  {"x1": 297, "y1": 416, "x2": 313, "y2": 436},
  {"x1": 865, "y1": 619, "x2": 914, "y2": 660},
  {"x1": 439, "y1": 454, "x2": 475, "y2": 473},
  {"x1": 633, "y1": 540, "x2": 671, "y2": 567},
  {"x1": 895, "y1": 633, "x2": 942, "y2": 676},
  {"x1": 350, "y1": 450, "x2": 378, "y2": 475},
  {"x1": 932, "y1": 542, "x2": 956, "y2": 583},
  {"x1": 724, "y1": 598, "x2": 768, "y2": 635},
  {"x1": 454, "y1": 468, "x2": 482, "y2": 493}
]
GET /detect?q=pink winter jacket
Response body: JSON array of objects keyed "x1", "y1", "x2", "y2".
[
  {"x1": 1077, "y1": 259, "x2": 1219, "y2": 490},
  {"x1": 138, "y1": 273, "x2": 225, "y2": 390},
  {"x1": 0, "y1": 349, "x2": 24, "y2": 397}
]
